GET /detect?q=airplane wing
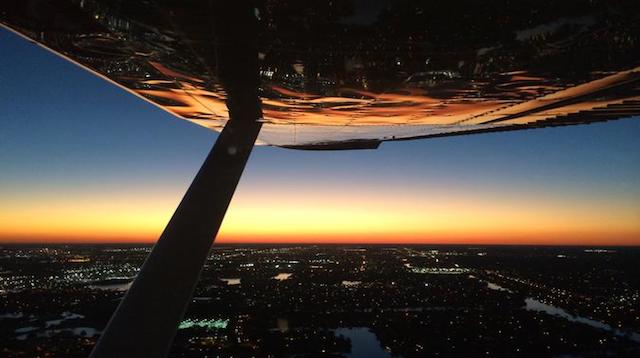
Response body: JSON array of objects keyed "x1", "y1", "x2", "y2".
[{"x1": 2, "y1": 0, "x2": 639, "y2": 149}]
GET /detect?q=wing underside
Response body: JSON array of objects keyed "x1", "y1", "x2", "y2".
[{"x1": 2, "y1": 1, "x2": 639, "y2": 149}]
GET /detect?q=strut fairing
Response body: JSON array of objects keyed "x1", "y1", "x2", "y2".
[{"x1": 2, "y1": 0, "x2": 639, "y2": 149}]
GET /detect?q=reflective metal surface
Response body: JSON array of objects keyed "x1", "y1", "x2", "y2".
[{"x1": 2, "y1": 0, "x2": 639, "y2": 148}]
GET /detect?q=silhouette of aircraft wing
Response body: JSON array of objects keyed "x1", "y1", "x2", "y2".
[
  {"x1": 3, "y1": 1, "x2": 639, "y2": 150},
  {"x1": 2, "y1": 1, "x2": 638, "y2": 357}
]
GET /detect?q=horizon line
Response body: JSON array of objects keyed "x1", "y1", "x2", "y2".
[{"x1": 1, "y1": 241, "x2": 639, "y2": 247}]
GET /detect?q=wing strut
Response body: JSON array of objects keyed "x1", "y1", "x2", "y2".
[
  {"x1": 90, "y1": 116, "x2": 261, "y2": 358},
  {"x1": 91, "y1": 3, "x2": 261, "y2": 357}
]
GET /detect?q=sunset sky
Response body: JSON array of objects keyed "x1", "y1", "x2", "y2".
[{"x1": 1, "y1": 28, "x2": 639, "y2": 245}]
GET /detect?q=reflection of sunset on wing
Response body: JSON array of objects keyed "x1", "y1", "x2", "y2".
[{"x1": 128, "y1": 61, "x2": 640, "y2": 148}]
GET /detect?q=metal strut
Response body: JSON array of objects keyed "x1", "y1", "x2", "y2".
[
  {"x1": 90, "y1": 118, "x2": 261, "y2": 358},
  {"x1": 91, "y1": 3, "x2": 261, "y2": 356}
]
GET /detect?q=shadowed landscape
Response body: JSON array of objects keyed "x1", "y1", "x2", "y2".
[{"x1": 1, "y1": 244, "x2": 639, "y2": 357}]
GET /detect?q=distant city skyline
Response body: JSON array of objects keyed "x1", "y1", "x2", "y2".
[{"x1": 1, "y1": 28, "x2": 640, "y2": 245}]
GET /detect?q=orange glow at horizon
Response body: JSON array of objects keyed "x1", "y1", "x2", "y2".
[{"x1": 1, "y1": 183, "x2": 638, "y2": 246}]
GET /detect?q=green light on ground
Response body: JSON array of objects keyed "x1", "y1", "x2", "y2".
[{"x1": 178, "y1": 318, "x2": 229, "y2": 330}]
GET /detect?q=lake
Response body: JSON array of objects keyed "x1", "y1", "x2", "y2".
[
  {"x1": 483, "y1": 279, "x2": 640, "y2": 343},
  {"x1": 334, "y1": 327, "x2": 390, "y2": 358}
]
